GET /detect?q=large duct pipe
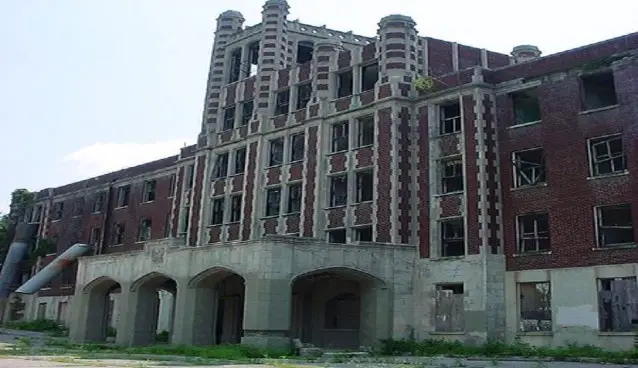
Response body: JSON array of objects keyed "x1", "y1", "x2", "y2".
[
  {"x1": 16, "y1": 243, "x2": 93, "y2": 295},
  {"x1": 0, "y1": 223, "x2": 38, "y2": 299}
]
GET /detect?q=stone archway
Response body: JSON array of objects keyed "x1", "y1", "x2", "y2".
[
  {"x1": 290, "y1": 267, "x2": 389, "y2": 350},
  {"x1": 81, "y1": 277, "x2": 122, "y2": 342},
  {"x1": 130, "y1": 272, "x2": 177, "y2": 345}
]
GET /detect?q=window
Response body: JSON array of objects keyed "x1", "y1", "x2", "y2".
[
  {"x1": 116, "y1": 186, "x2": 130, "y2": 208},
  {"x1": 287, "y1": 183, "x2": 302, "y2": 214},
  {"x1": 230, "y1": 195, "x2": 242, "y2": 223},
  {"x1": 234, "y1": 147, "x2": 246, "y2": 174},
  {"x1": 354, "y1": 226, "x2": 373, "y2": 242},
  {"x1": 329, "y1": 175, "x2": 348, "y2": 207},
  {"x1": 356, "y1": 170, "x2": 373, "y2": 203},
  {"x1": 513, "y1": 149, "x2": 546, "y2": 187},
  {"x1": 213, "y1": 153, "x2": 229, "y2": 178},
  {"x1": 290, "y1": 133, "x2": 305, "y2": 162},
  {"x1": 113, "y1": 223, "x2": 126, "y2": 245},
  {"x1": 57, "y1": 301, "x2": 68, "y2": 323},
  {"x1": 518, "y1": 282, "x2": 552, "y2": 332},
  {"x1": 241, "y1": 100, "x2": 253, "y2": 125},
  {"x1": 52, "y1": 202, "x2": 64, "y2": 220},
  {"x1": 441, "y1": 159, "x2": 464, "y2": 193},
  {"x1": 336, "y1": 70, "x2": 353, "y2": 98},
  {"x1": 328, "y1": 229, "x2": 347, "y2": 243},
  {"x1": 296, "y1": 83, "x2": 312, "y2": 110},
  {"x1": 211, "y1": 198, "x2": 225, "y2": 225},
  {"x1": 164, "y1": 213, "x2": 171, "y2": 238},
  {"x1": 269, "y1": 138, "x2": 284, "y2": 166},
  {"x1": 275, "y1": 89, "x2": 290, "y2": 116},
  {"x1": 228, "y1": 48, "x2": 241, "y2": 83},
  {"x1": 517, "y1": 213, "x2": 550, "y2": 253},
  {"x1": 596, "y1": 204, "x2": 634, "y2": 247},
  {"x1": 361, "y1": 63, "x2": 379, "y2": 92},
  {"x1": 142, "y1": 180, "x2": 156, "y2": 202},
  {"x1": 265, "y1": 188, "x2": 281, "y2": 217},
  {"x1": 296, "y1": 40, "x2": 314, "y2": 64},
  {"x1": 89, "y1": 227, "x2": 101, "y2": 246},
  {"x1": 168, "y1": 174, "x2": 176, "y2": 197},
  {"x1": 185, "y1": 164, "x2": 195, "y2": 189},
  {"x1": 331, "y1": 121, "x2": 349, "y2": 152},
  {"x1": 589, "y1": 135, "x2": 626, "y2": 176},
  {"x1": 581, "y1": 72, "x2": 618, "y2": 111},
  {"x1": 441, "y1": 219, "x2": 464, "y2": 257},
  {"x1": 511, "y1": 89, "x2": 541, "y2": 125},
  {"x1": 93, "y1": 192, "x2": 105, "y2": 213},
  {"x1": 247, "y1": 42, "x2": 260, "y2": 77},
  {"x1": 31, "y1": 205, "x2": 42, "y2": 223},
  {"x1": 37, "y1": 303, "x2": 47, "y2": 319},
  {"x1": 223, "y1": 105, "x2": 236, "y2": 131},
  {"x1": 73, "y1": 197, "x2": 84, "y2": 217},
  {"x1": 440, "y1": 102, "x2": 461, "y2": 134},
  {"x1": 357, "y1": 116, "x2": 374, "y2": 147},
  {"x1": 180, "y1": 210, "x2": 189, "y2": 235},
  {"x1": 435, "y1": 284, "x2": 464, "y2": 332},
  {"x1": 598, "y1": 277, "x2": 638, "y2": 332},
  {"x1": 138, "y1": 219, "x2": 152, "y2": 242}
]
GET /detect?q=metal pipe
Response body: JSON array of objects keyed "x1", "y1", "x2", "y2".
[
  {"x1": 0, "y1": 223, "x2": 38, "y2": 299},
  {"x1": 15, "y1": 243, "x2": 93, "y2": 294}
]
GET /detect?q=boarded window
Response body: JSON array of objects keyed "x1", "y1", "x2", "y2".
[
  {"x1": 519, "y1": 282, "x2": 552, "y2": 332},
  {"x1": 598, "y1": 277, "x2": 638, "y2": 332},
  {"x1": 435, "y1": 284, "x2": 464, "y2": 332}
]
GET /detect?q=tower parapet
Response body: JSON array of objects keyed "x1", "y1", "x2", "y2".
[{"x1": 376, "y1": 14, "x2": 419, "y2": 97}]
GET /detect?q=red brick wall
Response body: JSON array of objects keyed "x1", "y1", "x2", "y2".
[
  {"x1": 417, "y1": 105, "x2": 430, "y2": 258},
  {"x1": 302, "y1": 126, "x2": 318, "y2": 237},
  {"x1": 376, "y1": 108, "x2": 393, "y2": 243},
  {"x1": 188, "y1": 154, "x2": 206, "y2": 247},
  {"x1": 241, "y1": 142, "x2": 258, "y2": 240},
  {"x1": 462, "y1": 94, "x2": 480, "y2": 255}
]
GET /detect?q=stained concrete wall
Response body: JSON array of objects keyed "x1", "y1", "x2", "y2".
[{"x1": 29, "y1": 295, "x2": 72, "y2": 326}]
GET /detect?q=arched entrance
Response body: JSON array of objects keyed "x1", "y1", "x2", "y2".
[
  {"x1": 188, "y1": 268, "x2": 245, "y2": 345},
  {"x1": 130, "y1": 273, "x2": 177, "y2": 345},
  {"x1": 82, "y1": 277, "x2": 121, "y2": 342},
  {"x1": 290, "y1": 268, "x2": 388, "y2": 350}
]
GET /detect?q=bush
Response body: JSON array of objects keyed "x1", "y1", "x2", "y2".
[{"x1": 4, "y1": 319, "x2": 66, "y2": 335}]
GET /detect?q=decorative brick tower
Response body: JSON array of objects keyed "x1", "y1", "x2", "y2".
[{"x1": 377, "y1": 14, "x2": 419, "y2": 93}]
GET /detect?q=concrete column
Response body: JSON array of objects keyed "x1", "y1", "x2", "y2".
[
  {"x1": 172, "y1": 282, "x2": 219, "y2": 346},
  {"x1": 360, "y1": 285, "x2": 392, "y2": 346},
  {"x1": 114, "y1": 285, "x2": 160, "y2": 346},
  {"x1": 241, "y1": 277, "x2": 291, "y2": 349}
]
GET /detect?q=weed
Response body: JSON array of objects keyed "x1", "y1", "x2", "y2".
[{"x1": 3, "y1": 319, "x2": 67, "y2": 336}]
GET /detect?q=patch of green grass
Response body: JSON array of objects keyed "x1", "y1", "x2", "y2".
[{"x1": 3, "y1": 319, "x2": 67, "y2": 336}]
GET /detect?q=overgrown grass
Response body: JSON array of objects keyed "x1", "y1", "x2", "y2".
[{"x1": 2, "y1": 319, "x2": 67, "y2": 336}]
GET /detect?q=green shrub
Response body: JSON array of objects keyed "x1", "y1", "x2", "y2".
[{"x1": 4, "y1": 319, "x2": 66, "y2": 334}]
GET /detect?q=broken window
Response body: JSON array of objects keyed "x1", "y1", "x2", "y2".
[
  {"x1": 275, "y1": 89, "x2": 290, "y2": 116},
  {"x1": 180, "y1": 209, "x2": 189, "y2": 235},
  {"x1": 290, "y1": 133, "x2": 305, "y2": 162},
  {"x1": 142, "y1": 180, "x2": 156, "y2": 203},
  {"x1": 329, "y1": 174, "x2": 348, "y2": 207},
  {"x1": 241, "y1": 100, "x2": 253, "y2": 125},
  {"x1": 327, "y1": 229, "x2": 347, "y2": 244},
  {"x1": 164, "y1": 213, "x2": 171, "y2": 238},
  {"x1": 89, "y1": 227, "x2": 101, "y2": 247},
  {"x1": 113, "y1": 223, "x2": 126, "y2": 245},
  {"x1": 265, "y1": 187, "x2": 281, "y2": 217},
  {"x1": 247, "y1": 42, "x2": 260, "y2": 77},
  {"x1": 517, "y1": 213, "x2": 550, "y2": 253},
  {"x1": 93, "y1": 192, "x2": 105, "y2": 213},
  {"x1": 441, "y1": 219, "x2": 464, "y2": 257},
  {"x1": 441, "y1": 159, "x2": 464, "y2": 193},
  {"x1": 598, "y1": 277, "x2": 638, "y2": 332},
  {"x1": 269, "y1": 137, "x2": 284, "y2": 166},
  {"x1": 52, "y1": 202, "x2": 64, "y2": 220},
  {"x1": 519, "y1": 282, "x2": 552, "y2": 332},
  {"x1": 168, "y1": 174, "x2": 176, "y2": 198},
  {"x1": 440, "y1": 102, "x2": 461, "y2": 134},
  {"x1": 31, "y1": 205, "x2": 42, "y2": 223},
  {"x1": 296, "y1": 40, "x2": 314, "y2": 64},
  {"x1": 223, "y1": 105, "x2": 236, "y2": 131},
  {"x1": 332, "y1": 121, "x2": 349, "y2": 152},
  {"x1": 336, "y1": 70, "x2": 353, "y2": 98},
  {"x1": 296, "y1": 83, "x2": 312, "y2": 110},
  {"x1": 596, "y1": 204, "x2": 634, "y2": 247},
  {"x1": 435, "y1": 284, "x2": 465, "y2": 333},
  {"x1": 354, "y1": 226, "x2": 373, "y2": 242},
  {"x1": 116, "y1": 186, "x2": 130, "y2": 208},
  {"x1": 361, "y1": 63, "x2": 379, "y2": 92},
  {"x1": 213, "y1": 152, "x2": 229, "y2": 178},
  {"x1": 324, "y1": 293, "x2": 359, "y2": 329},
  {"x1": 356, "y1": 170, "x2": 373, "y2": 203},
  {"x1": 513, "y1": 149, "x2": 546, "y2": 187},
  {"x1": 138, "y1": 219, "x2": 152, "y2": 242},
  {"x1": 589, "y1": 135, "x2": 626, "y2": 176},
  {"x1": 511, "y1": 89, "x2": 541, "y2": 125},
  {"x1": 211, "y1": 198, "x2": 225, "y2": 225},
  {"x1": 228, "y1": 47, "x2": 241, "y2": 83},
  {"x1": 185, "y1": 164, "x2": 195, "y2": 189},
  {"x1": 230, "y1": 195, "x2": 242, "y2": 223},
  {"x1": 357, "y1": 116, "x2": 374, "y2": 147},
  {"x1": 287, "y1": 183, "x2": 302, "y2": 214},
  {"x1": 73, "y1": 197, "x2": 84, "y2": 217},
  {"x1": 234, "y1": 147, "x2": 246, "y2": 174},
  {"x1": 581, "y1": 72, "x2": 618, "y2": 111}
]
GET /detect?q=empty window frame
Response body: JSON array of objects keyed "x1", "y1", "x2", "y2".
[
  {"x1": 93, "y1": 192, "x2": 105, "y2": 213},
  {"x1": 329, "y1": 174, "x2": 348, "y2": 207},
  {"x1": 331, "y1": 121, "x2": 349, "y2": 152},
  {"x1": 598, "y1": 277, "x2": 638, "y2": 332},
  {"x1": 228, "y1": 48, "x2": 241, "y2": 83},
  {"x1": 222, "y1": 105, "x2": 236, "y2": 131},
  {"x1": 52, "y1": 202, "x2": 64, "y2": 220},
  {"x1": 589, "y1": 135, "x2": 626, "y2": 176},
  {"x1": 287, "y1": 183, "x2": 302, "y2": 214},
  {"x1": 290, "y1": 133, "x2": 305, "y2": 162},
  {"x1": 441, "y1": 159, "x2": 464, "y2": 193},
  {"x1": 596, "y1": 204, "x2": 634, "y2": 247},
  {"x1": 581, "y1": 72, "x2": 618, "y2": 111},
  {"x1": 275, "y1": 89, "x2": 290, "y2": 116},
  {"x1": 518, "y1": 282, "x2": 552, "y2": 332},
  {"x1": 511, "y1": 89, "x2": 541, "y2": 125},
  {"x1": 265, "y1": 187, "x2": 281, "y2": 217},
  {"x1": 269, "y1": 137, "x2": 285, "y2": 166},
  {"x1": 210, "y1": 198, "x2": 225, "y2": 225},
  {"x1": 113, "y1": 223, "x2": 126, "y2": 245},
  {"x1": 517, "y1": 213, "x2": 550, "y2": 253},
  {"x1": 234, "y1": 147, "x2": 247, "y2": 174},
  {"x1": 142, "y1": 180, "x2": 156, "y2": 202},
  {"x1": 361, "y1": 63, "x2": 379, "y2": 92},
  {"x1": 336, "y1": 70, "x2": 353, "y2": 98},
  {"x1": 168, "y1": 174, "x2": 176, "y2": 197},
  {"x1": 185, "y1": 164, "x2": 195, "y2": 189},
  {"x1": 89, "y1": 227, "x2": 101, "y2": 246},
  {"x1": 513, "y1": 149, "x2": 546, "y2": 187},
  {"x1": 434, "y1": 284, "x2": 465, "y2": 333},
  {"x1": 73, "y1": 197, "x2": 84, "y2": 217},
  {"x1": 354, "y1": 226, "x2": 373, "y2": 242},
  {"x1": 116, "y1": 186, "x2": 130, "y2": 208},
  {"x1": 441, "y1": 218, "x2": 465, "y2": 257},
  {"x1": 327, "y1": 229, "x2": 347, "y2": 243},
  {"x1": 247, "y1": 42, "x2": 260, "y2": 77},
  {"x1": 241, "y1": 100, "x2": 253, "y2": 125},
  {"x1": 296, "y1": 83, "x2": 312, "y2": 110},
  {"x1": 357, "y1": 116, "x2": 374, "y2": 147},
  {"x1": 440, "y1": 102, "x2": 461, "y2": 134},
  {"x1": 230, "y1": 195, "x2": 242, "y2": 223},
  {"x1": 138, "y1": 219, "x2": 152, "y2": 242},
  {"x1": 213, "y1": 152, "x2": 229, "y2": 178},
  {"x1": 296, "y1": 40, "x2": 314, "y2": 64},
  {"x1": 355, "y1": 170, "x2": 373, "y2": 203}
]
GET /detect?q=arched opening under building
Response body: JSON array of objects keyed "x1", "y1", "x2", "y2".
[
  {"x1": 130, "y1": 273, "x2": 177, "y2": 345},
  {"x1": 189, "y1": 268, "x2": 245, "y2": 345},
  {"x1": 81, "y1": 277, "x2": 122, "y2": 343},
  {"x1": 290, "y1": 268, "x2": 388, "y2": 350}
]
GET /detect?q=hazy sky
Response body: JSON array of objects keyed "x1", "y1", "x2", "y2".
[{"x1": 0, "y1": 0, "x2": 636, "y2": 213}]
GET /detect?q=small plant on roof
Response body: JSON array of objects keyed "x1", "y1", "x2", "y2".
[{"x1": 414, "y1": 75, "x2": 436, "y2": 94}]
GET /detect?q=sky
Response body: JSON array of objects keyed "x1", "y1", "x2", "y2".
[{"x1": 0, "y1": 0, "x2": 636, "y2": 214}]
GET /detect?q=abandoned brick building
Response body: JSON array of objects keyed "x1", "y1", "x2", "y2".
[{"x1": 9, "y1": 0, "x2": 638, "y2": 351}]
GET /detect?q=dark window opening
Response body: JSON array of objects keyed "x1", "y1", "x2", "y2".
[
  {"x1": 513, "y1": 149, "x2": 546, "y2": 187},
  {"x1": 519, "y1": 282, "x2": 552, "y2": 332},
  {"x1": 296, "y1": 40, "x2": 314, "y2": 64},
  {"x1": 142, "y1": 180, "x2": 156, "y2": 202},
  {"x1": 229, "y1": 48, "x2": 241, "y2": 83},
  {"x1": 116, "y1": 186, "x2": 130, "y2": 208},
  {"x1": 290, "y1": 133, "x2": 305, "y2": 162},
  {"x1": 337, "y1": 70, "x2": 353, "y2": 98},
  {"x1": 296, "y1": 83, "x2": 312, "y2": 110},
  {"x1": 113, "y1": 223, "x2": 126, "y2": 245},
  {"x1": 329, "y1": 174, "x2": 348, "y2": 207},
  {"x1": 234, "y1": 147, "x2": 246, "y2": 174},
  {"x1": 598, "y1": 277, "x2": 638, "y2": 332},
  {"x1": 361, "y1": 63, "x2": 379, "y2": 92},
  {"x1": 511, "y1": 89, "x2": 541, "y2": 125},
  {"x1": 275, "y1": 89, "x2": 290, "y2": 116},
  {"x1": 269, "y1": 137, "x2": 284, "y2": 166},
  {"x1": 72, "y1": 198, "x2": 83, "y2": 217},
  {"x1": 355, "y1": 226, "x2": 373, "y2": 242},
  {"x1": 517, "y1": 213, "x2": 550, "y2": 253},
  {"x1": 241, "y1": 100, "x2": 253, "y2": 125},
  {"x1": 287, "y1": 183, "x2": 302, "y2": 214},
  {"x1": 211, "y1": 198, "x2": 225, "y2": 225},
  {"x1": 332, "y1": 121, "x2": 349, "y2": 152},
  {"x1": 265, "y1": 188, "x2": 281, "y2": 217},
  {"x1": 89, "y1": 227, "x2": 101, "y2": 246},
  {"x1": 214, "y1": 153, "x2": 229, "y2": 178},
  {"x1": 440, "y1": 102, "x2": 461, "y2": 134},
  {"x1": 138, "y1": 219, "x2": 152, "y2": 242},
  {"x1": 180, "y1": 210, "x2": 189, "y2": 235},
  {"x1": 52, "y1": 202, "x2": 64, "y2": 220},
  {"x1": 356, "y1": 170, "x2": 373, "y2": 203},
  {"x1": 230, "y1": 195, "x2": 242, "y2": 223},
  {"x1": 441, "y1": 219, "x2": 465, "y2": 257},
  {"x1": 186, "y1": 164, "x2": 195, "y2": 189},
  {"x1": 168, "y1": 174, "x2": 176, "y2": 197},
  {"x1": 357, "y1": 116, "x2": 374, "y2": 147},
  {"x1": 597, "y1": 204, "x2": 634, "y2": 247},
  {"x1": 441, "y1": 159, "x2": 464, "y2": 193},
  {"x1": 223, "y1": 105, "x2": 236, "y2": 131},
  {"x1": 93, "y1": 192, "x2": 105, "y2": 213},
  {"x1": 589, "y1": 135, "x2": 626, "y2": 176},
  {"x1": 246, "y1": 42, "x2": 260, "y2": 77},
  {"x1": 581, "y1": 72, "x2": 618, "y2": 111},
  {"x1": 328, "y1": 229, "x2": 347, "y2": 244}
]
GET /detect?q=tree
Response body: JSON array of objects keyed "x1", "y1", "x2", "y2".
[
  {"x1": 0, "y1": 189, "x2": 35, "y2": 264},
  {"x1": 0, "y1": 212, "x2": 9, "y2": 262}
]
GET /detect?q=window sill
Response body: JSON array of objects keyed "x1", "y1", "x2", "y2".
[
  {"x1": 289, "y1": 159, "x2": 304, "y2": 164},
  {"x1": 593, "y1": 243, "x2": 637, "y2": 251},
  {"x1": 207, "y1": 223, "x2": 223, "y2": 228},
  {"x1": 229, "y1": 172, "x2": 245, "y2": 178},
  {"x1": 513, "y1": 251, "x2": 552, "y2": 257},
  {"x1": 114, "y1": 206, "x2": 128, "y2": 210},
  {"x1": 586, "y1": 171, "x2": 629, "y2": 180},
  {"x1": 283, "y1": 211, "x2": 301, "y2": 217},
  {"x1": 352, "y1": 200, "x2": 374, "y2": 206},
  {"x1": 44, "y1": 253, "x2": 57, "y2": 257},
  {"x1": 507, "y1": 120, "x2": 542, "y2": 130},
  {"x1": 326, "y1": 205, "x2": 348, "y2": 210},
  {"x1": 219, "y1": 128, "x2": 234, "y2": 134},
  {"x1": 272, "y1": 113, "x2": 289, "y2": 119},
  {"x1": 72, "y1": 215, "x2": 82, "y2": 218},
  {"x1": 327, "y1": 149, "x2": 349, "y2": 156},
  {"x1": 261, "y1": 215, "x2": 280, "y2": 220},
  {"x1": 331, "y1": 95, "x2": 353, "y2": 102},
  {"x1": 266, "y1": 164, "x2": 284, "y2": 169},
  {"x1": 436, "y1": 131, "x2": 462, "y2": 138},
  {"x1": 111, "y1": 244, "x2": 124, "y2": 247},
  {"x1": 517, "y1": 331, "x2": 553, "y2": 336},
  {"x1": 60, "y1": 286, "x2": 72, "y2": 290},
  {"x1": 226, "y1": 221, "x2": 240, "y2": 225},
  {"x1": 41, "y1": 287, "x2": 51, "y2": 291},
  {"x1": 434, "y1": 191, "x2": 464, "y2": 198},
  {"x1": 431, "y1": 255, "x2": 466, "y2": 261},
  {"x1": 51, "y1": 219, "x2": 61, "y2": 223},
  {"x1": 140, "y1": 200, "x2": 155, "y2": 205},
  {"x1": 511, "y1": 183, "x2": 548, "y2": 191},
  {"x1": 579, "y1": 105, "x2": 619, "y2": 115},
  {"x1": 212, "y1": 176, "x2": 228, "y2": 181},
  {"x1": 598, "y1": 331, "x2": 637, "y2": 336},
  {"x1": 430, "y1": 331, "x2": 465, "y2": 335}
]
